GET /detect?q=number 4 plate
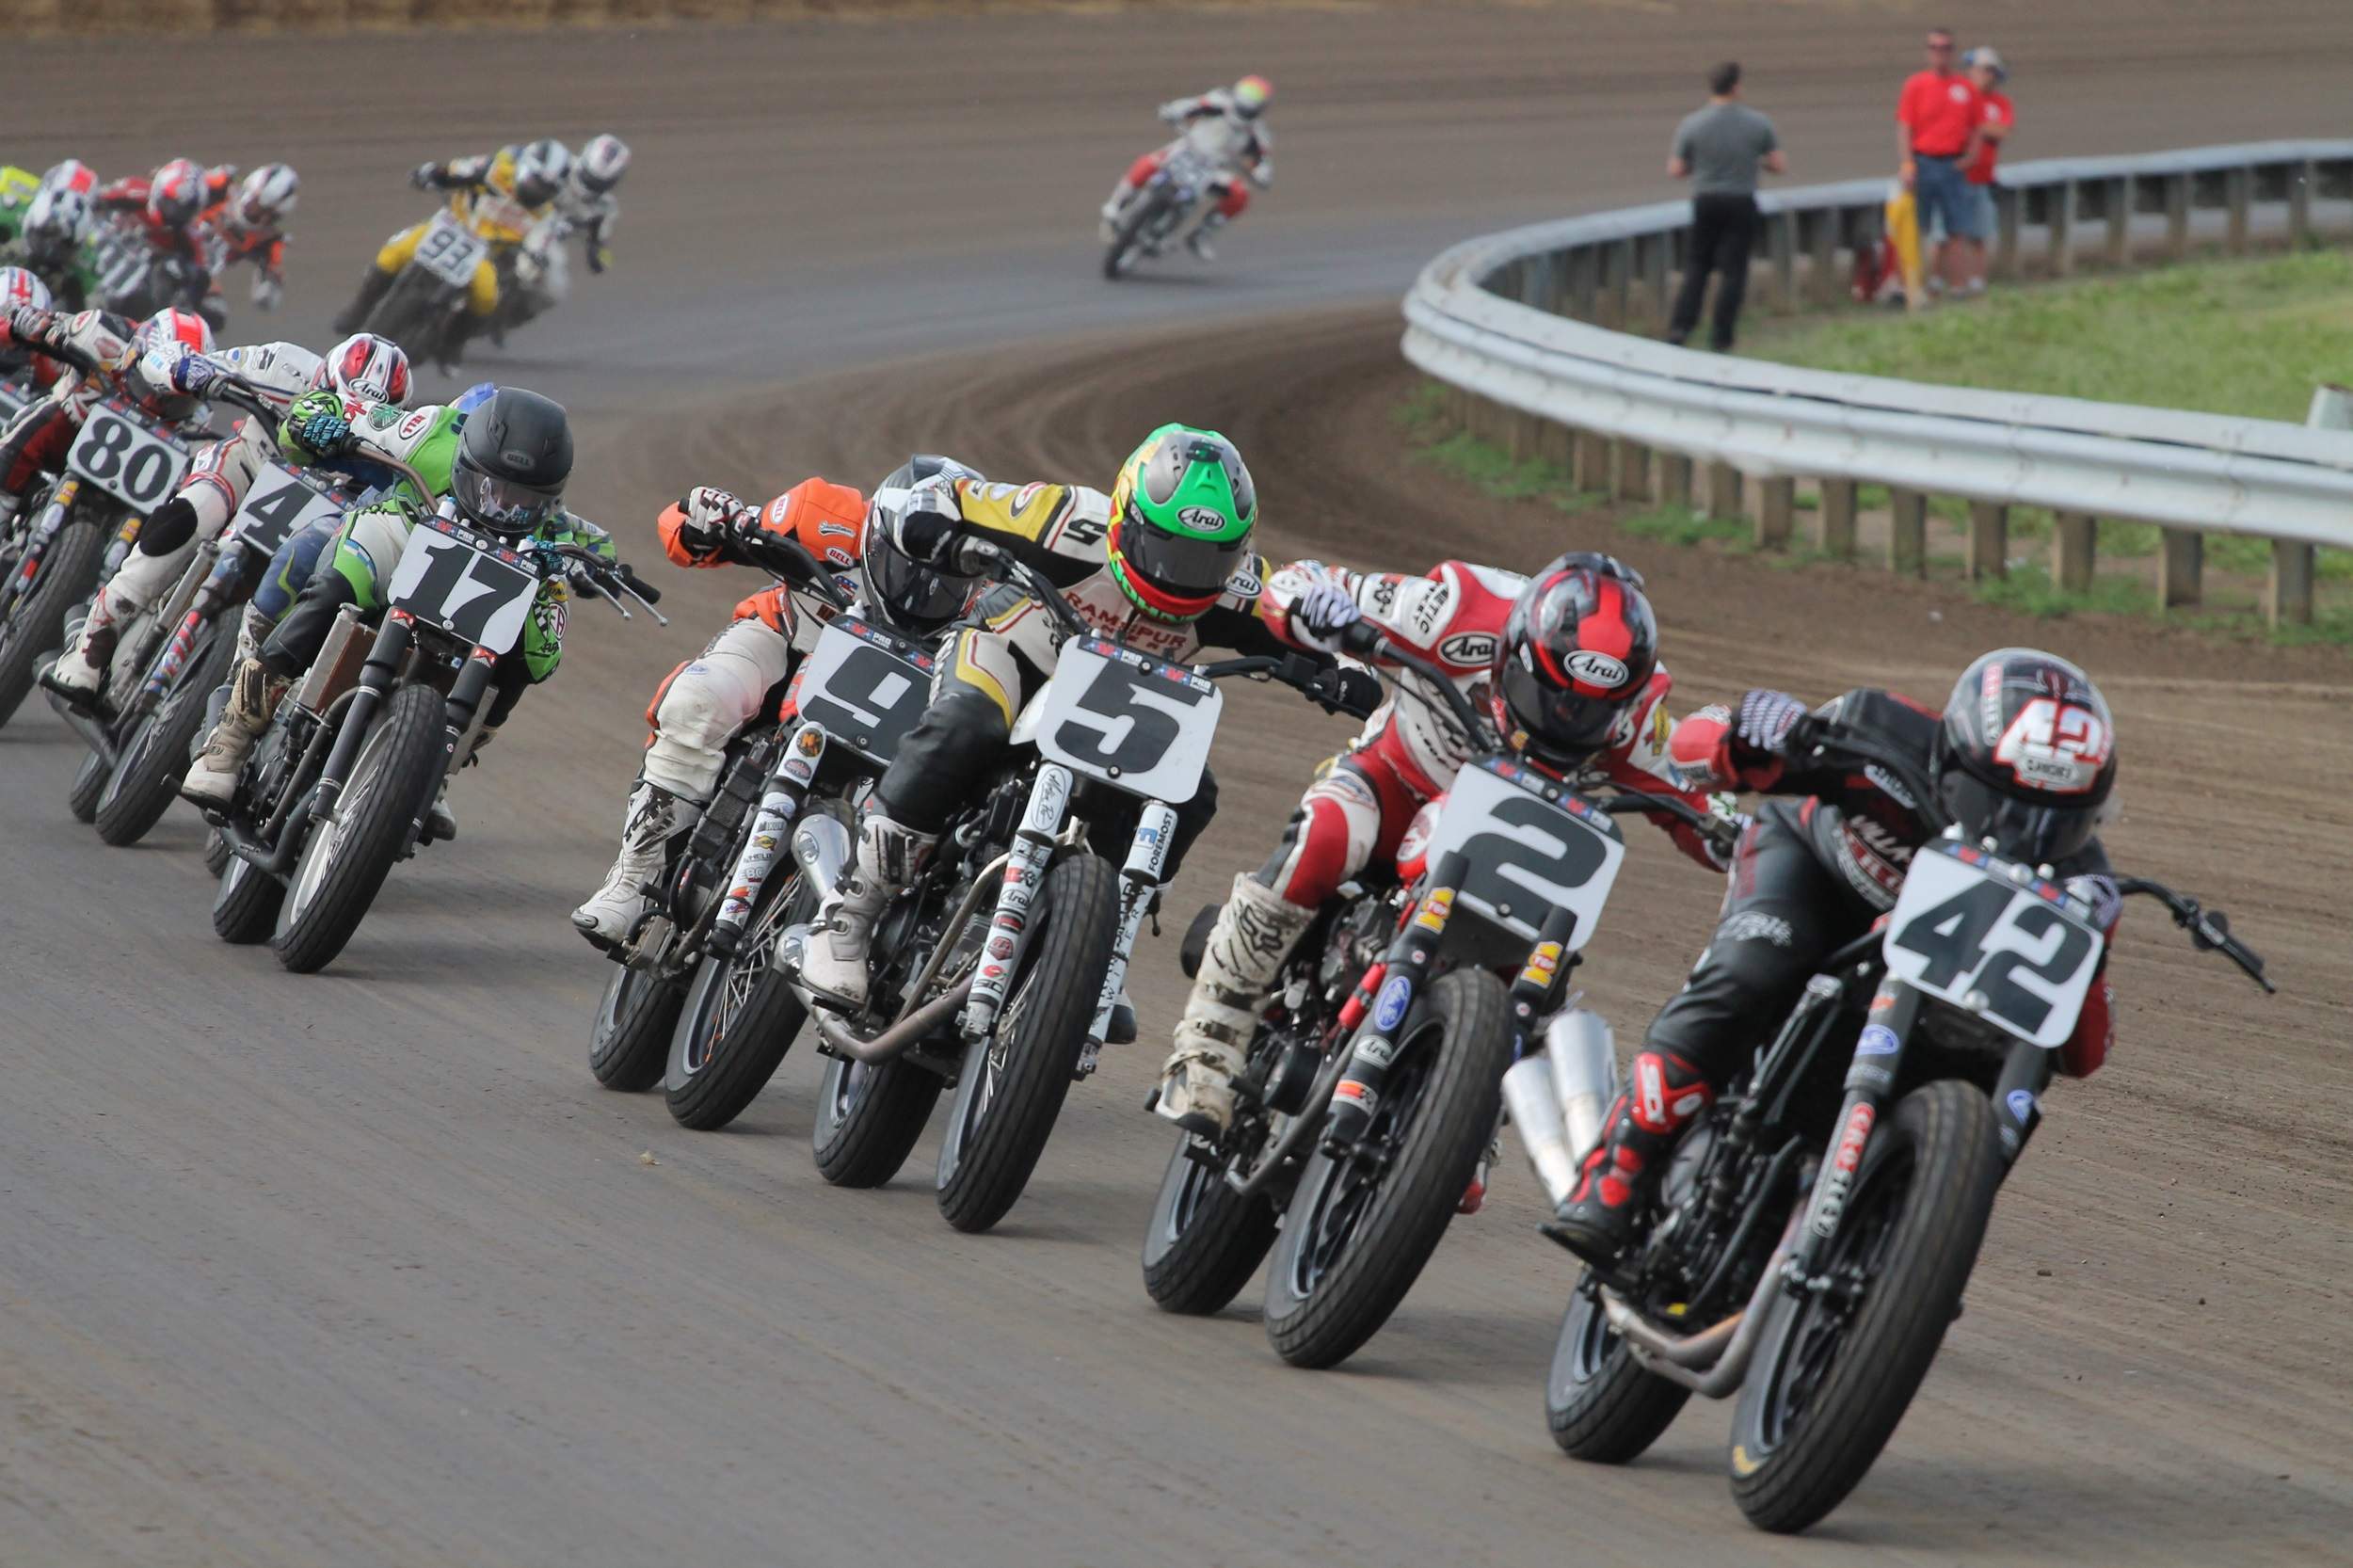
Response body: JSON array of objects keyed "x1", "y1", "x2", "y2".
[
  {"x1": 230, "y1": 462, "x2": 349, "y2": 555},
  {"x1": 1882, "y1": 841, "x2": 2105, "y2": 1048},
  {"x1": 1029, "y1": 636, "x2": 1221, "y2": 804}
]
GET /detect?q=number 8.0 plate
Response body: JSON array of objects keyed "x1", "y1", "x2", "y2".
[
  {"x1": 1029, "y1": 636, "x2": 1221, "y2": 804},
  {"x1": 1881, "y1": 840, "x2": 2105, "y2": 1048},
  {"x1": 67, "y1": 401, "x2": 192, "y2": 511}
]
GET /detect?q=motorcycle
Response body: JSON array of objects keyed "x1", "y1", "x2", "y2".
[
  {"x1": 0, "y1": 390, "x2": 198, "y2": 728},
  {"x1": 207, "y1": 474, "x2": 663, "y2": 974},
  {"x1": 1537, "y1": 721, "x2": 2273, "y2": 1532},
  {"x1": 1141, "y1": 627, "x2": 1734, "y2": 1368},
  {"x1": 583, "y1": 528, "x2": 941, "y2": 1130},
  {"x1": 48, "y1": 378, "x2": 361, "y2": 844},
  {"x1": 88, "y1": 217, "x2": 218, "y2": 328},
  {"x1": 1102, "y1": 144, "x2": 1229, "y2": 281},
  {"x1": 364, "y1": 210, "x2": 518, "y2": 369},
  {"x1": 771, "y1": 542, "x2": 1369, "y2": 1230}
]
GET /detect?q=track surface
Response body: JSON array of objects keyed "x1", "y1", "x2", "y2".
[{"x1": 8, "y1": 7, "x2": 2353, "y2": 1564}]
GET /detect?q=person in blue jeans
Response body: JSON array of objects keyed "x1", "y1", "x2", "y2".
[{"x1": 1896, "y1": 27, "x2": 1983, "y2": 296}]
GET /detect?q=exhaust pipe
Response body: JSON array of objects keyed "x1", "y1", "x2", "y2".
[
  {"x1": 1503, "y1": 1058, "x2": 1577, "y2": 1207},
  {"x1": 811, "y1": 975, "x2": 974, "y2": 1065},
  {"x1": 1601, "y1": 1214, "x2": 1801, "y2": 1397}
]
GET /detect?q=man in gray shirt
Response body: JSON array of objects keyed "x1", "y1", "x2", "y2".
[{"x1": 1666, "y1": 62, "x2": 1786, "y2": 350}]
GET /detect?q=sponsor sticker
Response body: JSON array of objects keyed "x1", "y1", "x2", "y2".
[
  {"x1": 1176, "y1": 504, "x2": 1228, "y2": 534},
  {"x1": 1437, "y1": 631, "x2": 1498, "y2": 666},
  {"x1": 1331, "y1": 1080, "x2": 1378, "y2": 1116},
  {"x1": 1353, "y1": 1035, "x2": 1397, "y2": 1068},
  {"x1": 1564, "y1": 648, "x2": 1629, "y2": 689},
  {"x1": 2006, "y1": 1087, "x2": 2038, "y2": 1125},
  {"x1": 396, "y1": 408, "x2": 432, "y2": 440},
  {"x1": 1371, "y1": 974, "x2": 1412, "y2": 1032},
  {"x1": 1856, "y1": 1024, "x2": 1900, "y2": 1057},
  {"x1": 1412, "y1": 887, "x2": 1455, "y2": 933},
  {"x1": 1811, "y1": 1100, "x2": 1877, "y2": 1239},
  {"x1": 1517, "y1": 940, "x2": 1563, "y2": 991}
]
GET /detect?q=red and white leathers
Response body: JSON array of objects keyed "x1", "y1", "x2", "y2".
[
  {"x1": 1160, "y1": 557, "x2": 1731, "y2": 1133},
  {"x1": 93, "y1": 168, "x2": 225, "y2": 281},
  {"x1": 1100, "y1": 87, "x2": 1275, "y2": 241},
  {"x1": 0, "y1": 308, "x2": 202, "y2": 504},
  {"x1": 572, "y1": 479, "x2": 877, "y2": 947}
]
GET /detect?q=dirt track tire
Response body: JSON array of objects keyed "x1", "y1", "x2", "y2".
[
  {"x1": 0, "y1": 518, "x2": 107, "y2": 730},
  {"x1": 1726, "y1": 1080, "x2": 2002, "y2": 1534},
  {"x1": 270, "y1": 683, "x2": 443, "y2": 974},
  {"x1": 932, "y1": 852, "x2": 1119, "y2": 1234},
  {"x1": 811, "y1": 1053, "x2": 943, "y2": 1188},
  {"x1": 1545, "y1": 1277, "x2": 1693, "y2": 1463},
  {"x1": 211, "y1": 852, "x2": 282, "y2": 944},
  {"x1": 96, "y1": 619, "x2": 235, "y2": 847},
  {"x1": 588, "y1": 963, "x2": 684, "y2": 1092},
  {"x1": 1261, "y1": 968, "x2": 1513, "y2": 1369},
  {"x1": 1103, "y1": 193, "x2": 1170, "y2": 280},
  {"x1": 1141, "y1": 1134, "x2": 1280, "y2": 1316},
  {"x1": 67, "y1": 747, "x2": 107, "y2": 823}
]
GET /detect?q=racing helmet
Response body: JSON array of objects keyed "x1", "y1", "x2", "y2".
[
  {"x1": 23, "y1": 184, "x2": 90, "y2": 266},
  {"x1": 0, "y1": 266, "x2": 51, "y2": 314},
  {"x1": 1495, "y1": 552, "x2": 1658, "y2": 770},
  {"x1": 513, "y1": 140, "x2": 571, "y2": 208},
  {"x1": 134, "y1": 307, "x2": 217, "y2": 421},
  {"x1": 1105, "y1": 424, "x2": 1257, "y2": 623},
  {"x1": 453, "y1": 381, "x2": 500, "y2": 416},
  {"x1": 451, "y1": 387, "x2": 571, "y2": 537},
  {"x1": 138, "y1": 306, "x2": 216, "y2": 358},
  {"x1": 575, "y1": 134, "x2": 631, "y2": 197},
  {"x1": 1232, "y1": 75, "x2": 1273, "y2": 119},
  {"x1": 865, "y1": 455, "x2": 984, "y2": 629},
  {"x1": 149, "y1": 158, "x2": 205, "y2": 229},
  {"x1": 232, "y1": 163, "x2": 299, "y2": 231},
  {"x1": 1934, "y1": 648, "x2": 2117, "y2": 865},
  {"x1": 320, "y1": 332, "x2": 412, "y2": 408},
  {"x1": 39, "y1": 159, "x2": 96, "y2": 197}
]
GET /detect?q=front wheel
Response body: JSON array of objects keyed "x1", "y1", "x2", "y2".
[
  {"x1": 67, "y1": 747, "x2": 108, "y2": 823},
  {"x1": 0, "y1": 515, "x2": 108, "y2": 728},
  {"x1": 1261, "y1": 968, "x2": 1513, "y2": 1368},
  {"x1": 96, "y1": 616, "x2": 236, "y2": 846},
  {"x1": 1103, "y1": 190, "x2": 1172, "y2": 280},
  {"x1": 1545, "y1": 1275, "x2": 1692, "y2": 1463},
  {"x1": 1726, "y1": 1080, "x2": 2002, "y2": 1533},
  {"x1": 587, "y1": 963, "x2": 685, "y2": 1092},
  {"x1": 211, "y1": 850, "x2": 282, "y2": 944},
  {"x1": 1141, "y1": 1134, "x2": 1280, "y2": 1316},
  {"x1": 271, "y1": 682, "x2": 444, "y2": 973},
  {"x1": 933, "y1": 851, "x2": 1120, "y2": 1234}
]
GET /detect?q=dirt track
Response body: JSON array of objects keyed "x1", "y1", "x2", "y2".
[{"x1": 5, "y1": 6, "x2": 2351, "y2": 1564}]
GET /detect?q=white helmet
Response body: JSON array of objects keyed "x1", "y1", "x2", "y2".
[
  {"x1": 513, "y1": 139, "x2": 572, "y2": 207},
  {"x1": 22, "y1": 184, "x2": 90, "y2": 264},
  {"x1": 232, "y1": 163, "x2": 299, "y2": 231},
  {"x1": 575, "y1": 133, "x2": 631, "y2": 197},
  {"x1": 0, "y1": 267, "x2": 51, "y2": 313},
  {"x1": 38, "y1": 158, "x2": 96, "y2": 198},
  {"x1": 318, "y1": 332, "x2": 413, "y2": 408}
]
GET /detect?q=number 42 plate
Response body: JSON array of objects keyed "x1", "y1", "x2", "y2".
[{"x1": 1881, "y1": 840, "x2": 2105, "y2": 1048}]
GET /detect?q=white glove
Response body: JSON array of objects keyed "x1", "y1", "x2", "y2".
[
  {"x1": 1249, "y1": 160, "x2": 1274, "y2": 189},
  {"x1": 678, "y1": 485, "x2": 746, "y2": 553},
  {"x1": 1289, "y1": 576, "x2": 1362, "y2": 652},
  {"x1": 1734, "y1": 690, "x2": 1808, "y2": 757}
]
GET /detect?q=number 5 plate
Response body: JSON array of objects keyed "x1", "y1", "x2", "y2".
[
  {"x1": 1418, "y1": 758, "x2": 1625, "y2": 949},
  {"x1": 67, "y1": 402, "x2": 192, "y2": 510},
  {"x1": 1882, "y1": 841, "x2": 2105, "y2": 1048},
  {"x1": 1028, "y1": 636, "x2": 1221, "y2": 804},
  {"x1": 787, "y1": 616, "x2": 936, "y2": 764},
  {"x1": 384, "y1": 514, "x2": 541, "y2": 652}
]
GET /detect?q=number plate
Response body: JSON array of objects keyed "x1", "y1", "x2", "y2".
[
  {"x1": 1032, "y1": 636, "x2": 1222, "y2": 804},
  {"x1": 230, "y1": 461, "x2": 349, "y2": 555},
  {"x1": 787, "y1": 616, "x2": 936, "y2": 764},
  {"x1": 383, "y1": 513, "x2": 541, "y2": 651},
  {"x1": 1417, "y1": 757, "x2": 1625, "y2": 949},
  {"x1": 66, "y1": 402, "x2": 191, "y2": 510},
  {"x1": 1881, "y1": 841, "x2": 2105, "y2": 1048},
  {"x1": 414, "y1": 213, "x2": 490, "y2": 287}
]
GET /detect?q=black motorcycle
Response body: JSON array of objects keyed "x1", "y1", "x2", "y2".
[{"x1": 1541, "y1": 721, "x2": 2272, "y2": 1532}]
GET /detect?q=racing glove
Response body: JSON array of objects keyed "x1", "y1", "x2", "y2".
[
  {"x1": 280, "y1": 390, "x2": 355, "y2": 461},
  {"x1": 1668, "y1": 696, "x2": 1803, "y2": 792},
  {"x1": 588, "y1": 245, "x2": 612, "y2": 276},
  {"x1": 168, "y1": 351, "x2": 222, "y2": 396},
  {"x1": 410, "y1": 162, "x2": 443, "y2": 191},
  {"x1": 1249, "y1": 160, "x2": 1275, "y2": 189},
  {"x1": 7, "y1": 305, "x2": 55, "y2": 348},
  {"x1": 675, "y1": 486, "x2": 749, "y2": 556},
  {"x1": 1288, "y1": 575, "x2": 1363, "y2": 653}
]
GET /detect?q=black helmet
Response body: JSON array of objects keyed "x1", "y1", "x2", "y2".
[
  {"x1": 1496, "y1": 552, "x2": 1657, "y2": 770},
  {"x1": 1934, "y1": 648, "x2": 2117, "y2": 864},
  {"x1": 452, "y1": 387, "x2": 571, "y2": 537},
  {"x1": 864, "y1": 455, "x2": 984, "y2": 630}
]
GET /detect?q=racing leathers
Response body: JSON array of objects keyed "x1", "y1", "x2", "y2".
[
  {"x1": 1100, "y1": 88, "x2": 1274, "y2": 255},
  {"x1": 336, "y1": 148, "x2": 560, "y2": 357},
  {"x1": 570, "y1": 478, "x2": 881, "y2": 948},
  {"x1": 1159, "y1": 559, "x2": 1734, "y2": 1133},
  {"x1": 797, "y1": 474, "x2": 1305, "y2": 1011},
  {"x1": 92, "y1": 174, "x2": 222, "y2": 321},
  {"x1": 1548, "y1": 685, "x2": 2122, "y2": 1260},
  {"x1": 181, "y1": 394, "x2": 607, "y2": 807},
  {"x1": 0, "y1": 307, "x2": 198, "y2": 520}
]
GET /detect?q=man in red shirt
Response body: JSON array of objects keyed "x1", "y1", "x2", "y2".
[
  {"x1": 1896, "y1": 27, "x2": 1981, "y2": 296},
  {"x1": 1955, "y1": 46, "x2": 2013, "y2": 295}
]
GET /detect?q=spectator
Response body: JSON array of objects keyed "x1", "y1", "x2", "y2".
[
  {"x1": 1897, "y1": 25, "x2": 1981, "y2": 296},
  {"x1": 1956, "y1": 45, "x2": 2013, "y2": 295},
  {"x1": 1664, "y1": 60, "x2": 1786, "y2": 351}
]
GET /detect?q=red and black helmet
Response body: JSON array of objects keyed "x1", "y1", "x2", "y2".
[
  {"x1": 1496, "y1": 552, "x2": 1657, "y2": 769},
  {"x1": 1935, "y1": 648, "x2": 2117, "y2": 864},
  {"x1": 148, "y1": 158, "x2": 205, "y2": 229}
]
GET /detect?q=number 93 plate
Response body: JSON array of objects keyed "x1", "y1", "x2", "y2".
[
  {"x1": 1029, "y1": 636, "x2": 1222, "y2": 804},
  {"x1": 1881, "y1": 840, "x2": 2105, "y2": 1048}
]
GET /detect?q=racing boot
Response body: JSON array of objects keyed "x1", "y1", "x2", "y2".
[
  {"x1": 1154, "y1": 872, "x2": 1313, "y2": 1137},
  {"x1": 570, "y1": 779, "x2": 702, "y2": 951},
  {"x1": 331, "y1": 265, "x2": 395, "y2": 335},
  {"x1": 179, "y1": 654, "x2": 287, "y2": 810},
  {"x1": 1186, "y1": 211, "x2": 1229, "y2": 262},
  {"x1": 799, "y1": 810, "x2": 934, "y2": 1013},
  {"x1": 1545, "y1": 1050, "x2": 1712, "y2": 1265},
  {"x1": 422, "y1": 723, "x2": 498, "y2": 845},
  {"x1": 41, "y1": 577, "x2": 139, "y2": 709}
]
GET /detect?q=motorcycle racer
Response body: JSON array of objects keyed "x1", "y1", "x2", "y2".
[
  {"x1": 41, "y1": 331, "x2": 412, "y2": 708},
  {"x1": 0, "y1": 268, "x2": 61, "y2": 385},
  {"x1": 798, "y1": 423, "x2": 1343, "y2": 1013},
  {"x1": 93, "y1": 158, "x2": 222, "y2": 313},
  {"x1": 1157, "y1": 552, "x2": 1737, "y2": 1135},
  {"x1": 0, "y1": 304, "x2": 215, "y2": 532},
  {"x1": 333, "y1": 140, "x2": 571, "y2": 364},
  {"x1": 1547, "y1": 648, "x2": 2123, "y2": 1265},
  {"x1": 1099, "y1": 75, "x2": 1274, "y2": 260},
  {"x1": 204, "y1": 164, "x2": 299, "y2": 313},
  {"x1": 182, "y1": 385, "x2": 612, "y2": 809},
  {"x1": 504, "y1": 134, "x2": 628, "y2": 335},
  {"x1": 7, "y1": 179, "x2": 100, "y2": 313},
  {"x1": 570, "y1": 456, "x2": 984, "y2": 950}
]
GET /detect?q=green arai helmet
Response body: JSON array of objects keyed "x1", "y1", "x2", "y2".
[{"x1": 1105, "y1": 423, "x2": 1257, "y2": 621}]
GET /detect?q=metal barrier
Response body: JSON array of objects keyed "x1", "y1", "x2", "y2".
[{"x1": 1401, "y1": 140, "x2": 2353, "y2": 626}]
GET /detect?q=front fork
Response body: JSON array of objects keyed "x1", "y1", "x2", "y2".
[
  {"x1": 707, "y1": 721, "x2": 828, "y2": 960},
  {"x1": 1079, "y1": 799, "x2": 1176, "y2": 1078},
  {"x1": 1321, "y1": 849, "x2": 1469, "y2": 1152},
  {"x1": 3, "y1": 478, "x2": 78, "y2": 616},
  {"x1": 959, "y1": 761, "x2": 1075, "y2": 1039}
]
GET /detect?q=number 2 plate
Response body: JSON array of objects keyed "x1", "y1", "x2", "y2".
[
  {"x1": 1881, "y1": 841, "x2": 2105, "y2": 1048},
  {"x1": 1031, "y1": 636, "x2": 1222, "y2": 804},
  {"x1": 384, "y1": 514, "x2": 540, "y2": 652},
  {"x1": 787, "y1": 616, "x2": 936, "y2": 764},
  {"x1": 67, "y1": 403, "x2": 191, "y2": 510},
  {"x1": 229, "y1": 462, "x2": 348, "y2": 555},
  {"x1": 1417, "y1": 758, "x2": 1625, "y2": 949}
]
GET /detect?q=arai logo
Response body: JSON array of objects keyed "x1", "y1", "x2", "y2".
[
  {"x1": 1565, "y1": 649, "x2": 1629, "y2": 688},
  {"x1": 1437, "y1": 632, "x2": 1498, "y2": 665},
  {"x1": 1176, "y1": 505, "x2": 1228, "y2": 534}
]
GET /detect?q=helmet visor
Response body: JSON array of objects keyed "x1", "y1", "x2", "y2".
[
  {"x1": 1110, "y1": 501, "x2": 1243, "y2": 606},
  {"x1": 1498, "y1": 653, "x2": 1621, "y2": 765},
  {"x1": 1938, "y1": 767, "x2": 2100, "y2": 864},
  {"x1": 452, "y1": 458, "x2": 561, "y2": 537},
  {"x1": 866, "y1": 536, "x2": 972, "y2": 627}
]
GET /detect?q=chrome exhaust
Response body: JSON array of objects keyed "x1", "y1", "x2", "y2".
[
  {"x1": 811, "y1": 975, "x2": 975, "y2": 1065},
  {"x1": 1602, "y1": 1214, "x2": 1801, "y2": 1397}
]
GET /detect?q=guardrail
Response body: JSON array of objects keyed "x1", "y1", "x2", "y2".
[{"x1": 1401, "y1": 140, "x2": 2353, "y2": 627}]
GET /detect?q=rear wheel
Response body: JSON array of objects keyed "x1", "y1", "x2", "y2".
[
  {"x1": 811, "y1": 1053, "x2": 943, "y2": 1187},
  {"x1": 933, "y1": 852, "x2": 1120, "y2": 1233},
  {"x1": 587, "y1": 963, "x2": 684, "y2": 1092},
  {"x1": 1141, "y1": 1134, "x2": 1280, "y2": 1315},
  {"x1": 271, "y1": 683, "x2": 444, "y2": 974},
  {"x1": 0, "y1": 515, "x2": 107, "y2": 728},
  {"x1": 96, "y1": 617, "x2": 235, "y2": 846},
  {"x1": 1545, "y1": 1275, "x2": 1692, "y2": 1462},
  {"x1": 1261, "y1": 968, "x2": 1513, "y2": 1368},
  {"x1": 1726, "y1": 1081, "x2": 2002, "y2": 1533}
]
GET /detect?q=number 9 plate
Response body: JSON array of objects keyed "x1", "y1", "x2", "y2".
[
  {"x1": 1881, "y1": 841, "x2": 2105, "y2": 1048},
  {"x1": 1028, "y1": 636, "x2": 1222, "y2": 804}
]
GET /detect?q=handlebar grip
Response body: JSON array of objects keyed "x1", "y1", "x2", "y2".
[
  {"x1": 1337, "y1": 620, "x2": 1384, "y2": 659},
  {"x1": 618, "y1": 564, "x2": 660, "y2": 605}
]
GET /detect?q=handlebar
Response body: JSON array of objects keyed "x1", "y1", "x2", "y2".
[
  {"x1": 1338, "y1": 621, "x2": 1501, "y2": 751},
  {"x1": 536, "y1": 540, "x2": 667, "y2": 625},
  {"x1": 1786, "y1": 716, "x2": 1952, "y2": 840},
  {"x1": 211, "y1": 374, "x2": 283, "y2": 439},
  {"x1": 2116, "y1": 877, "x2": 2274, "y2": 992},
  {"x1": 735, "y1": 528, "x2": 855, "y2": 614}
]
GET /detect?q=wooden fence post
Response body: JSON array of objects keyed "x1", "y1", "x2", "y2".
[
  {"x1": 2053, "y1": 513, "x2": 2097, "y2": 593},
  {"x1": 1888, "y1": 488, "x2": 1928, "y2": 576},
  {"x1": 1573, "y1": 429, "x2": 1610, "y2": 492},
  {"x1": 2048, "y1": 181, "x2": 2076, "y2": 277},
  {"x1": 1993, "y1": 186, "x2": 2022, "y2": 279},
  {"x1": 2158, "y1": 529, "x2": 2203, "y2": 607},
  {"x1": 1705, "y1": 462, "x2": 1742, "y2": 522},
  {"x1": 1658, "y1": 454, "x2": 1693, "y2": 509},
  {"x1": 2269, "y1": 541, "x2": 2316, "y2": 628},
  {"x1": 1967, "y1": 503, "x2": 2009, "y2": 580},
  {"x1": 1753, "y1": 477, "x2": 1795, "y2": 550},
  {"x1": 2103, "y1": 176, "x2": 2130, "y2": 267},
  {"x1": 2163, "y1": 172, "x2": 2190, "y2": 257},
  {"x1": 2289, "y1": 158, "x2": 2314, "y2": 246},
  {"x1": 1820, "y1": 480, "x2": 1858, "y2": 559},
  {"x1": 2225, "y1": 166, "x2": 2252, "y2": 254},
  {"x1": 1612, "y1": 440, "x2": 1653, "y2": 503}
]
